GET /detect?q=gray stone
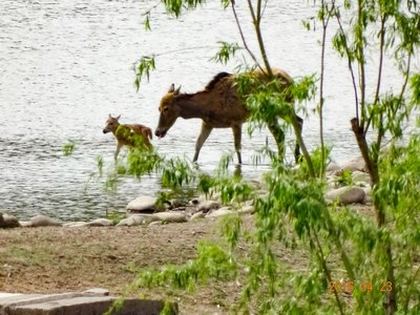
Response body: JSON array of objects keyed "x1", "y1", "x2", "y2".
[
  {"x1": 190, "y1": 211, "x2": 205, "y2": 221},
  {"x1": 126, "y1": 196, "x2": 156, "y2": 212},
  {"x1": 325, "y1": 186, "x2": 366, "y2": 205},
  {"x1": 0, "y1": 214, "x2": 20, "y2": 228},
  {"x1": 363, "y1": 187, "x2": 373, "y2": 204},
  {"x1": 352, "y1": 171, "x2": 371, "y2": 185},
  {"x1": 148, "y1": 221, "x2": 162, "y2": 226},
  {"x1": 326, "y1": 161, "x2": 341, "y2": 173},
  {"x1": 206, "y1": 207, "x2": 234, "y2": 218},
  {"x1": 86, "y1": 218, "x2": 113, "y2": 227},
  {"x1": 238, "y1": 205, "x2": 255, "y2": 215},
  {"x1": 63, "y1": 222, "x2": 88, "y2": 228},
  {"x1": 117, "y1": 214, "x2": 159, "y2": 227},
  {"x1": 341, "y1": 156, "x2": 366, "y2": 172},
  {"x1": 0, "y1": 291, "x2": 177, "y2": 315},
  {"x1": 198, "y1": 200, "x2": 221, "y2": 213},
  {"x1": 29, "y1": 215, "x2": 62, "y2": 227},
  {"x1": 153, "y1": 212, "x2": 187, "y2": 223},
  {"x1": 19, "y1": 221, "x2": 32, "y2": 228}
]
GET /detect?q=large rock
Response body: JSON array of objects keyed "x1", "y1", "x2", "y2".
[
  {"x1": 238, "y1": 205, "x2": 255, "y2": 215},
  {"x1": 87, "y1": 218, "x2": 113, "y2": 227},
  {"x1": 63, "y1": 222, "x2": 89, "y2": 228},
  {"x1": 206, "y1": 207, "x2": 234, "y2": 218},
  {"x1": 0, "y1": 213, "x2": 20, "y2": 228},
  {"x1": 190, "y1": 211, "x2": 205, "y2": 221},
  {"x1": 126, "y1": 196, "x2": 156, "y2": 212},
  {"x1": 153, "y1": 212, "x2": 187, "y2": 223},
  {"x1": 352, "y1": 171, "x2": 371, "y2": 186},
  {"x1": 117, "y1": 214, "x2": 159, "y2": 227},
  {"x1": 198, "y1": 200, "x2": 221, "y2": 213},
  {"x1": 325, "y1": 186, "x2": 366, "y2": 205},
  {"x1": 29, "y1": 215, "x2": 62, "y2": 227},
  {"x1": 341, "y1": 156, "x2": 367, "y2": 172}
]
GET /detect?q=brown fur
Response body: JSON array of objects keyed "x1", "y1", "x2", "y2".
[
  {"x1": 103, "y1": 115, "x2": 152, "y2": 160},
  {"x1": 155, "y1": 69, "x2": 298, "y2": 163}
]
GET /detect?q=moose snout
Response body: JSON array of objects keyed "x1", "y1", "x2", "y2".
[
  {"x1": 155, "y1": 128, "x2": 167, "y2": 138},
  {"x1": 103, "y1": 129, "x2": 109, "y2": 134}
]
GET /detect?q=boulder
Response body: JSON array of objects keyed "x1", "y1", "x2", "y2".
[
  {"x1": 190, "y1": 211, "x2": 205, "y2": 221},
  {"x1": 29, "y1": 214, "x2": 62, "y2": 227},
  {"x1": 325, "y1": 186, "x2": 366, "y2": 205},
  {"x1": 126, "y1": 196, "x2": 156, "y2": 212},
  {"x1": 352, "y1": 171, "x2": 371, "y2": 186},
  {"x1": 326, "y1": 161, "x2": 341, "y2": 173},
  {"x1": 153, "y1": 212, "x2": 187, "y2": 223},
  {"x1": 0, "y1": 213, "x2": 20, "y2": 228},
  {"x1": 206, "y1": 207, "x2": 234, "y2": 218},
  {"x1": 87, "y1": 218, "x2": 113, "y2": 227},
  {"x1": 238, "y1": 205, "x2": 255, "y2": 215},
  {"x1": 117, "y1": 214, "x2": 159, "y2": 227},
  {"x1": 341, "y1": 156, "x2": 367, "y2": 172},
  {"x1": 198, "y1": 200, "x2": 221, "y2": 213},
  {"x1": 63, "y1": 221, "x2": 89, "y2": 228}
]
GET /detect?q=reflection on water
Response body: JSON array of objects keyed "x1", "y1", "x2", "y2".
[{"x1": 0, "y1": 0, "x2": 411, "y2": 220}]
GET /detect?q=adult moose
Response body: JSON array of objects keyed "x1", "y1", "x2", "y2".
[{"x1": 155, "y1": 69, "x2": 303, "y2": 164}]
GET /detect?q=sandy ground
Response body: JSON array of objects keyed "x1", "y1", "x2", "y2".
[{"x1": 0, "y1": 216, "x2": 249, "y2": 314}]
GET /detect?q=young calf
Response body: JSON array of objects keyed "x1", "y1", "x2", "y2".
[{"x1": 103, "y1": 114, "x2": 153, "y2": 160}]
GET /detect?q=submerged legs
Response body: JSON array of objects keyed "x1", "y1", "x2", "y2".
[{"x1": 193, "y1": 122, "x2": 213, "y2": 162}]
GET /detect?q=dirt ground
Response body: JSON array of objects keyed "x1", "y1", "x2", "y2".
[{"x1": 0, "y1": 216, "x2": 251, "y2": 314}]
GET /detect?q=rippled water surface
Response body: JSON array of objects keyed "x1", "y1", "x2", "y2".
[{"x1": 0, "y1": 0, "x2": 414, "y2": 220}]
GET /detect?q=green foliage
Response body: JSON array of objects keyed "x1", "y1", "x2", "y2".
[
  {"x1": 134, "y1": 242, "x2": 237, "y2": 291},
  {"x1": 62, "y1": 140, "x2": 76, "y2": 156},
  {"x1": 335, "y1": 169, "x2": 353, "y2": 187},
  {"x1": 211, "y1": 41, "x2": 241, "y2": 64},
  {"x1": 105, "y1": 210, "x2": 125, "y2": 225},
  {"x1": 134, "y1": 55, "x2": 156, "y2": 91}
]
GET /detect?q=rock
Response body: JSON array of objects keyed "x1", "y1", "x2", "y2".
[
  {"x1": 117, "y1": 214, "x2": 159, "y2": 227},
  {"x1": 341, "y1": 156, "x2": 367, "y2": 172},
  {"x1": 363, "y1": 187, "x2": 373, "y2": 204},
  {"x1": 198, "y1": 200, "x2": 221, "y2": 213},
  {"x1": 206, "y1": 207, "x2": 234, "y2": 218},
  {"x1": 0, "y1": 213, "x2": 20, "y2": 228},
  {"x1": 126, "y1": 196, "x2": 156, "y2": 212},
  {"x1": 19, "y1": 221, "x2": 32, "y2": 227},
  {"x1": 83, "y1": 288, "x2": 110, "y2": 296},
  {"x1": 63, "y1": 221, "x2": 89, "y2": 228},
  {"x1": 190, "y1": 211, "x2": 205, "y2": 221},
  {"x1": 87, "y1": 218, "x2": 113, "y2": 227},
  {"x1": 29, "y1": 214, "x2": 62, "y2": 227},
  {"x1": 326, "y1": 161, "x2": 341, "y2": 173},
  {"x1": 352, "y1": 171, "x2": 371, "y2": 186},
  {"x1": 148, "y1": 221, "x2": 162, "y2": 226},
  {"x1": 238, "y1": 205, "x2": 255, "y2": 215},
  {"x1": 325, "y1": 186, "x2": 366, "y2": 205},
  {"x1": 153, "y1": 212, "x2": 187, "y2": 223}
]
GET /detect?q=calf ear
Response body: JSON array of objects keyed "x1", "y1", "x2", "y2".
[
  {"x1": 116, "y1": 114, "x2": 121, "y2": 120},
  {"x1": 168, "y1": 83, "x2": 175, "y2": 93},
  {"x1": 109, "y1": 114, "x2": 112, "y2": 118},
  {"x1": 174, "y1": 85, "x2": 181, "y2": 95}
]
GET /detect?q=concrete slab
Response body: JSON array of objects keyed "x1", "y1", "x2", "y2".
[{"x1": 0, "y1": 290, "x2": 177, "y2": 315}]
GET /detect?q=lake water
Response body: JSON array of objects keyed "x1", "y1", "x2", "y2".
[{"x1": 0, "y1": 0, "x2": 415, "y2": 221}]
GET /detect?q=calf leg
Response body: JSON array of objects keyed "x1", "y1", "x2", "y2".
[
  {"x1": 193, "y1": 122, "x2": 213, "y2": 162},
  {"x1": 114, "y1": 142, "x2": 123, "y2": 161},
  {"x1": 232, "y1": 125, "x2": 243, "y2": 164}
]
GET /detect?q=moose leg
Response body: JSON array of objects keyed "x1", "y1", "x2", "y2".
[
  {"x1": 294, "y1": 115, "x2": 303, "y2": 163},
  {"x1": 193, "y1": 122, "x2": 213, "y2": 162},
  {"x1": 232, "y1": 125, "x2": 243, "y2": 164},
  {"x1": 267, "y1": 120, "x2": 285, "y2": 161}
]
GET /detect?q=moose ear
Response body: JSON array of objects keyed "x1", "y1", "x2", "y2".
[
  {"x1": 116, "y1": 114, "x2": 121, "y2": 120},
  {"x1": 174, "y1": 85, "x2": 181, "y2": 95},
  {"x1": 108, "y1": 114, "x2": 112, "y2": 118},
  {"x1": 168, "y1": 83, "x2": 175, "y2": 93}
]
